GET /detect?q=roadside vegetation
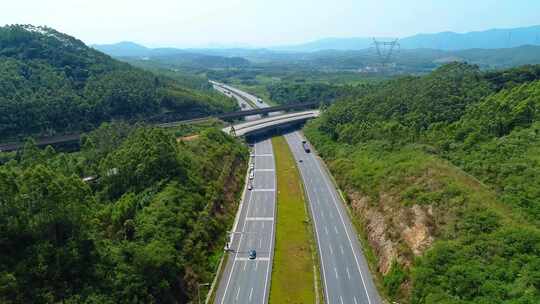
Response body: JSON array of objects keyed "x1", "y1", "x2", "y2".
[
  {"x1": 210, "y1": 69, "x2": 380, "y2": 107},
  {"x1": 162, "y1": 118, "x2": 226, "y2": 139},
  {"x1": 303, "y1": 62, "x2": 540, "y2": 303},
  {"x1": 269, "y1": 136, "x2": 317, "y2": 304},
  {"x1": 0, "y1": 123, "x2": 248, "y2": 303}
]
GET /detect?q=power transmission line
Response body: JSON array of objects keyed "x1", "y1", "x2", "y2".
[{"x1": 372, "y1": 38, "x2": 400, "y2": 66}]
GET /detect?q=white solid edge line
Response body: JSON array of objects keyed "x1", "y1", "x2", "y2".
[
  {"x1": 262, "y1": 140, "x2": 276, "y2": 304},
  {"x1": 220, "y1": 166, "x2": 256, "y2": 304},
  {"x1": 284, "y1": 132, "x2": 330, "y2": 304},
  {"x1": 295, "y1": 132, "x2": 373, "y2": 304}
]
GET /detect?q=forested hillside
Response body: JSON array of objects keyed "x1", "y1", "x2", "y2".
[
  {"x1": 0, "y1": 25, "x2": 237, "y2": 140},
  {"x1": 305, "y1": 63, "x2": 540, "y2": 303},
  {"x1": 0, "y1": 124, "x2": 248, "y2": 303},
  {"x1": 267, "y1": 82, "x2": 346, "y2": 105}
]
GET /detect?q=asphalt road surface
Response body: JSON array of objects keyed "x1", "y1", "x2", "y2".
[
  {"x1": 212, "y1": 83, "x2": 260, "y2": 121},
  {"x1": 285, "y1": 131, "x2": 381, "y2": 304},
  {"x1": 216, "y1": 83, "x2": 271, "y2": 109},
  {"x1": 212, "y1": 82, "x2": 381, "y2": 304},
  {"x1": 214, "y1": 139, "x2": 277, "y2": 304}
]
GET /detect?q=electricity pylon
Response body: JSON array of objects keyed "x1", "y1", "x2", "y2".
[{"x1": 372, "y1": 38, "x2": 400, "y2": 66}]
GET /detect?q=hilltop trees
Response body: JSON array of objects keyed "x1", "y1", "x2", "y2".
[{"x1": 0, "y1": 25, "x2": 237, "y2": 140}]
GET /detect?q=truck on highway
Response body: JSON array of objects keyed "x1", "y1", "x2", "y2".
[
  {"x1": 257, "y1": 98, "x2": 263, "y2": 104},
  {"x1": 302, "y1": 140, "x2": 311, "y2": 153}
]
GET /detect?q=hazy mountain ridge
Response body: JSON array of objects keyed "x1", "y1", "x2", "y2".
[
  {"x1": 93, "y1": 24, "x2": 540, "y2": 56},
  {"x1": 93, "y1": 42, "x2": 251, "y2": 68},
  {"x1": 93, "y1": 25, "x2": 540, "y2": 71},
  {"x1": 277, "y1": 25, "x2": 540, "y2": 52},
  {"x1": 91, "y1": 41, "x2": 153, "y2": 57},
  {"x1": 400, "y1": 25, "x2": 540, "y2": 50}
]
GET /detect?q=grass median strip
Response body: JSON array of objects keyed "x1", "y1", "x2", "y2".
[{"x1": 269, "y1": 136, "x2": 316, "y2": 304}]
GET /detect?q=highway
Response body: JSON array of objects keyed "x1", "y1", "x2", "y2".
[
  {"x1": 211, "y1": 81, "x2": 270, "y2": 110},
  {"x1": 213, "y1": 86, "x2": 277, "y2": 303},
  {"x1": 212, "y1": 82, "x2": 381, "y2": 304},
  {"x1": 212, "y1": 82, "x2": 260, "y2": 121},
  {"x1": 285, "y1": 131, "x2": 381, "y2": 304},
  {"x1": 214, "y1": 139, "x2": 276, "y2": 304}
]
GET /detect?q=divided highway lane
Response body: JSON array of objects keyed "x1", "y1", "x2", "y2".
[
  {"x1": 214, "y1": 139, "x2": 277, "y2": 304},
  {"x1": 212, "y1": 83, "x2": 260, "y2": 121},
  {"x1": 285, "y1": 131, "x2": 381, "y2": 304},
  {"x1": 214, "y1": 82, "x2": 271, "y2": 109}
]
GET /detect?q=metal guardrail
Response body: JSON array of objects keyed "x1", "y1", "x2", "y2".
[
  {"x1": 0, "y1": 133, "x2": 81, "y2": 152},
  {"x1": 215, "y1": 102, "x2": 319, "y2": 120}
]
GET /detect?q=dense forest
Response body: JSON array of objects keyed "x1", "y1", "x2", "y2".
[
  {"x1": 0, "y1": 25, "x2": 237, "y2": 140},
  {"x1": 0, "y1": 123, "x2": 248, "y2": 303},
  {"x1": 304, "y1": 63, "x2": 540, "y2": 303},
  {"x1": 266, "y1": 82, "x2": 346, "y2": 105}
]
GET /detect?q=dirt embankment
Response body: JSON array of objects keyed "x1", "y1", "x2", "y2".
[
  {"x1": 177, "y1": 134, "x2": 200, "y2": 142},
  {"x1": 349, "y1": 192, "x2": 435, "y2": 274}
]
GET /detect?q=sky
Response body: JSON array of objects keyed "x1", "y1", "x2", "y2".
[{"x1": 2, "y1": 0, "x2": 540, "y2": 48}]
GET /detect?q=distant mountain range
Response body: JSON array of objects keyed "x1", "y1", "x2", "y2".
[
  {"x1": 92, "y1": 42, "x2": 250, "y2": 68},
  {"x1": 91, "y1": 41, "x2": 187, "y2": 57},
  {"x1": 276, "y1": 25, "x2": 540, "y2": 52},
  {"x1": 272, "y1": 37, "x2": 377, "y2": 52},
  {"x1": 95, "y1": 25, "x2": 540, "y2": 55},
  {"x1": 277, "y1": 25, "x2": 540, "y2": 52},
  {"x1": 91, "y1": 25, "x2": 540, "y2": 71}
]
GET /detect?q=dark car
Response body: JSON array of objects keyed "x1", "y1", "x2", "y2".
[
  {"x1": 302, "y1": 141, "x2": 311, "y2": 153},
  {"x1": 248, "y1": 249, "x2": 257, "y2": 260}
]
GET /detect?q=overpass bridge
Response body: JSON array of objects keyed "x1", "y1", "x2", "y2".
[
  {"x1": 0, "y1": 80, "x2": 320, "y2": 152},
  {"x1": 222, "y1": 110, "x2": 320, "y2": 137},
  {"x1": 0, "y1": 109, "x2": 321, "y2": 152},
  {"x1": 156, "y1": 102, "x2": 319, "y2": 129},
  {"x1": 216, "y1": 102, "x2": 318, "y2": 121}
]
